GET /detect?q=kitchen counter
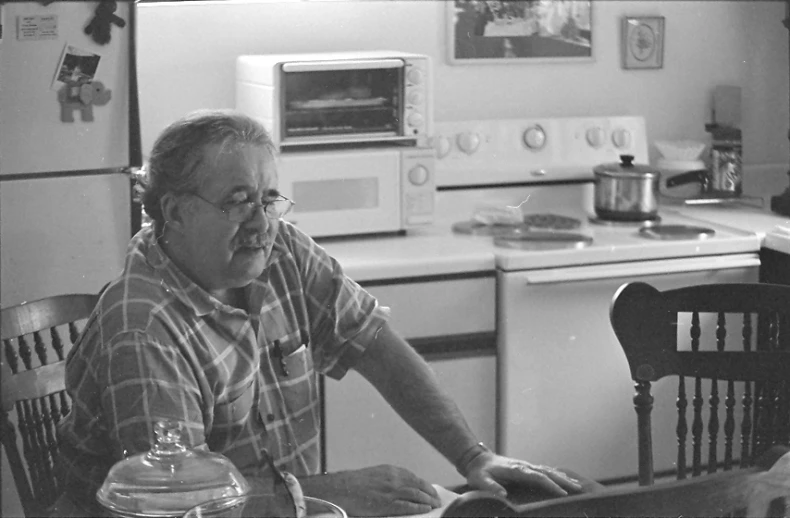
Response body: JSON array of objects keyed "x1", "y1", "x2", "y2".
[
  {"x1": 668, "y1": 200, "x2": 790, "y2": 239},
  {"x1": 317, "y1": 203, "x2": 790, "y2": 283},
  {"x1": 318, "y1": 226, "x2": 496, "y2": 282}
]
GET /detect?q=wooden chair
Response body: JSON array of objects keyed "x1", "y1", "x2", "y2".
[
  {"x1": 442, "y1": 445, "x2": 790, "y2": 518},
  {"x1": 1, "y1": 294, "x2": 99, "y2": 517},
  {"x1": 609, "y1": 282, "x2": 790, "y2": 487}
]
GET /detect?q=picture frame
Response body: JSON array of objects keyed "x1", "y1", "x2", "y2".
[
  {"x1": 621, "y1": 16, "x2": 664, "y2": 70},
  {"x1": 447, "y1": 1, "x2": 593, "y2": 65}
]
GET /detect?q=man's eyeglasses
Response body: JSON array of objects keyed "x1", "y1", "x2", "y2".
[{"x1": 190, "y1": 192, "x2": 294, "y2": 223}]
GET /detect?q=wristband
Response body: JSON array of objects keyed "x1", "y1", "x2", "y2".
[{"x1": 455, "y1": 442, "x2": 491, "y2": 477}]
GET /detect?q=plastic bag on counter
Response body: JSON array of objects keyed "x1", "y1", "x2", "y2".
[{"x1": 471, "y1": 203, "x2": 523, "y2": 226}]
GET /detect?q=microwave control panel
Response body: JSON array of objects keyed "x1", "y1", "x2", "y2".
[{"x1": 401, "y1": 147, "x2": 435, "y2": 227}]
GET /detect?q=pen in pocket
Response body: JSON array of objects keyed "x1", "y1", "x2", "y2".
[{"x1": 272, "y1": 340, "x2": 290, "y2": 377}]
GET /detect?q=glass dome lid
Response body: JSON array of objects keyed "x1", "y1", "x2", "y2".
[{"x1": 96, "y1": 420, "x2": 250, "y2": 518}]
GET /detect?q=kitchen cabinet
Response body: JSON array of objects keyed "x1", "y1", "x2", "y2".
[
  {"x1": 760, "y1": 247, "x2": 790, "y2": 285},
  {"x1": 323, "y1": 273, "x2": 497, "y2": 487}
]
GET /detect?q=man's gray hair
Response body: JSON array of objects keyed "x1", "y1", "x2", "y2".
[{"x1": 139, "y1": 109, "x2": 276, "y2": 232}]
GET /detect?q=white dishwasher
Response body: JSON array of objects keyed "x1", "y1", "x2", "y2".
[
  {"x1": 498, "y1": 254, "x2": 759, "y2": 483},
  {"x1": 322, "y1": 273, "x2": 497, "y2": 487}
]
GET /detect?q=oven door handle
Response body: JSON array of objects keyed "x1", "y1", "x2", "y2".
[{"x1": 521, "y1": 254, "x2": 760, "y2": 285}]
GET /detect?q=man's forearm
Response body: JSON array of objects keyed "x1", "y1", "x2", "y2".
[{"x1": 353, "y1": 322, "x2": 482, "y2": 473}]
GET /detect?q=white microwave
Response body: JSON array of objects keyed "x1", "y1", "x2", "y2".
[
  {"x1": 236, "y1": 50, "x2": 432, "y2": 149},
  {"x1": 277, "y1": 147, "x2": 435, "y2": 238}
]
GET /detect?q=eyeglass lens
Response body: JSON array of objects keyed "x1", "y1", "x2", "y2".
[{"x1": 228, "y1": 197, "x2": 292, "y2": 222}]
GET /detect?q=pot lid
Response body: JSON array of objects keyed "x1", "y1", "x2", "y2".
[{"x1": 594, "y1": 155, "x2": 660, "y2": 179}]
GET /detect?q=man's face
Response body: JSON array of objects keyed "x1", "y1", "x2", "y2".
[{"x1": 178, "y1": 143, "x2": 280, "y2": 293}]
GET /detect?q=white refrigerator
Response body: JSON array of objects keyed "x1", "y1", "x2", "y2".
[
  {"x1": 0, "y1": 0, "x2": 141, "y2": 309},
  {"x1": 0, "y1": 3, "x2": 140, "y2": 515}
]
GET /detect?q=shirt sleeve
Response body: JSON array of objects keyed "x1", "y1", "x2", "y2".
[
  {"x1": 99, "y1": 330, "x2": 206, "y2": 458},
  {"x1": 284, "y1": 224, "x2": 390, "y2": 379}
]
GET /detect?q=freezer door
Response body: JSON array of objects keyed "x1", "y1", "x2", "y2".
[{"x1": 0, "y1": 1, "x2": 133, "y2": 175}]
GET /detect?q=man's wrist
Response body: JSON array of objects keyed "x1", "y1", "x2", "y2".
[{"x1": 455, "y1": 442, "x2": 491, "y2": 477}]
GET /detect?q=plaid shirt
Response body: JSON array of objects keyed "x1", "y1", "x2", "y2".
[{"x1": 56, "y1": 223, "x2": 388, "y2": 508}]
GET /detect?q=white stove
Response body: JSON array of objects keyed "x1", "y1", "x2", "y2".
[
  {"x1": 429, "y1": 116, "x2": 761, "y2": 271},
  {"x1": 429, "y1": 117, "x2": 762, "y2": 483}
]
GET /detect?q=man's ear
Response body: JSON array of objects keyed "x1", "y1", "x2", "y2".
[{"x1": 160, "y1": 192, "x2": 189, "y2": 233}]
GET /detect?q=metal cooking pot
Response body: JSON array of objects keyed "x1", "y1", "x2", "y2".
[{"x1": 593, "y1": 155, "x2": 661, "y2": 221}]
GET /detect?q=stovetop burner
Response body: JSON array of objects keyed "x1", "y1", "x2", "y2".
[
  {"x1": 588, "y1": 215, "x2": 661, "y2": 227},
  {"x1": 522, "y1": 213, "x2": 582, "y2": 231},
  {"x1": 639, "y1": 224, "x2": 715, "y2": 240},
  {"x1": 451, "y1": 221, "x2": 529, "y2": 236},
  {"x1": 494, "y1": 231, "x2": 593, "y2": 250}
]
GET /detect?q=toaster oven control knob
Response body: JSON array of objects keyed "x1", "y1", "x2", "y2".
[
  {"x1": 457, "y1": 132, "x2": 480, "y2": 155},
  {"x1": 585, "y1": 126, "x2": 606, "y2": 149},
  {"x1": 408, "y1": 165, "x2": 430, "y2": 186},
  {"x1": 434, "y1": 136, "x2": 451, "y2": 159},
  {"x1": 523, "y1": 125, "x2": 546, "y2": 150},
  {"x1": 407, "y1": 68, "x2": 424, "y2": 85},
  {"x1": 407, "y1": 112, "x2": 424, "y2": 128},
  {"x1": 408, "y1": 91, "x2": 424, "y2": 105},
  {"x1": 611, "y1": 128, "x2": 632, "y2": 149}
]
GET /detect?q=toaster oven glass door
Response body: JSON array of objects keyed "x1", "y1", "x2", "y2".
[
  {"x1": 281, "y1": 59, "x2": 404, "y2": 143},
  {"x1": 277, "y1": 149, "x2": 401, "y2": 238}
]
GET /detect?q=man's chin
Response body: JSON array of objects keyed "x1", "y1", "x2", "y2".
[{"x1": 231, "y1": 250, "x2": 267, "y2": 281}]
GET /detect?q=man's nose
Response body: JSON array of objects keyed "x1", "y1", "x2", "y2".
[{"x1": 244, "y1": 203, "x2": 270, "y2": 230}]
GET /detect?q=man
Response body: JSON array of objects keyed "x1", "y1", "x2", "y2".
[{"x1": 55, "y1": 110, "x2": 582, "y2": 516}]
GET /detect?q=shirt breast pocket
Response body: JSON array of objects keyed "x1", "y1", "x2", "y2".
[
  {"x1": 271, "y1": 339, "x2": 311, "y2": 380},
  {"x1": 210, "y1": 383, "x2": 255, "y2": 451}
]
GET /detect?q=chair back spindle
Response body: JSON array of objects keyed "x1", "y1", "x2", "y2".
[{"x1": 1, "y1": 293, "x2": 99, "y2": 517}]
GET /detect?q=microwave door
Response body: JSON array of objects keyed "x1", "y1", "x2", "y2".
[{"x1": 277, "y1": 150, "x2": 401, "y2": 238}]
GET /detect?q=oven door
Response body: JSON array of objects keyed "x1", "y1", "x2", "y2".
[
  {"x1": 280, "y1": 59, "x2": 404, "y2": 146},
  {"x1": 278, "y1": 149, "x2": 401, "y2": 238},
  {"x1": 498, "y1": 253, "x2": 760, "y2": 482}
]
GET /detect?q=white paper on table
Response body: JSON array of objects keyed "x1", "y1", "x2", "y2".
[{"x1": 349, "y1": 485, "x2": 462, "y2": 518}]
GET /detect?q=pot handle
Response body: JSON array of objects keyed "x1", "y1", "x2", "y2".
[{"x1": 665, "y1": 169, "x2": 709, "y2": 189}]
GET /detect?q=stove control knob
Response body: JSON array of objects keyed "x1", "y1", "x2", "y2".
[
  {"x1": 408, "y1": 91, "x2": 424, "y2": 106},
  {"x1": 586, "y1": 127, "x2": 606, "y2": 149},
  {"x1": 612, "y1": 128, "x2": 632, "y2": 149},
  {"x1": 523, "y1": 125, "x2": 546, "y2": 150},
  {"x1": 433, "y1": 135, "x2": 451, "y2": 159},
  {"x1": 408, "y1": 165, "x2": 430, "y2": 186},
  {"x1": 456, "y1": 132, "x2": 481, "y2": 155}
]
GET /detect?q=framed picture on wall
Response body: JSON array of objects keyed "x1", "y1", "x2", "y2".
[
  {"x1": 621, "y1": 16, "x2": 665, "y2": 70},
  {"x1": 447, "y1": 0, "x2": 593, "y2": 65}
]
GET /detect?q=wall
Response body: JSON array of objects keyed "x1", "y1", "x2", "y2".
[{"x1": 137, "y1": 0, "x2": 790, "y2": 178}]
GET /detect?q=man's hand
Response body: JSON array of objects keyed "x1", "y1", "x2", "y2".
[
  {"x1": 465, "y1": 452, "x2": 584, "y2": 499},
  {"x1": 301, "y1": 464, "x2": 441, "y2": 517}
]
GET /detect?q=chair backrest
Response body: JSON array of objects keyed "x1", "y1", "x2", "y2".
[
  {"x1": 442, "y1": 446, "x2": 790, "y2": 518},
  {"x1": 610, "y1": 282, "x2": 790, "y2": 486},
  {"x1": 1, "y1": 293, "x2": 99, "y2": 517}
]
